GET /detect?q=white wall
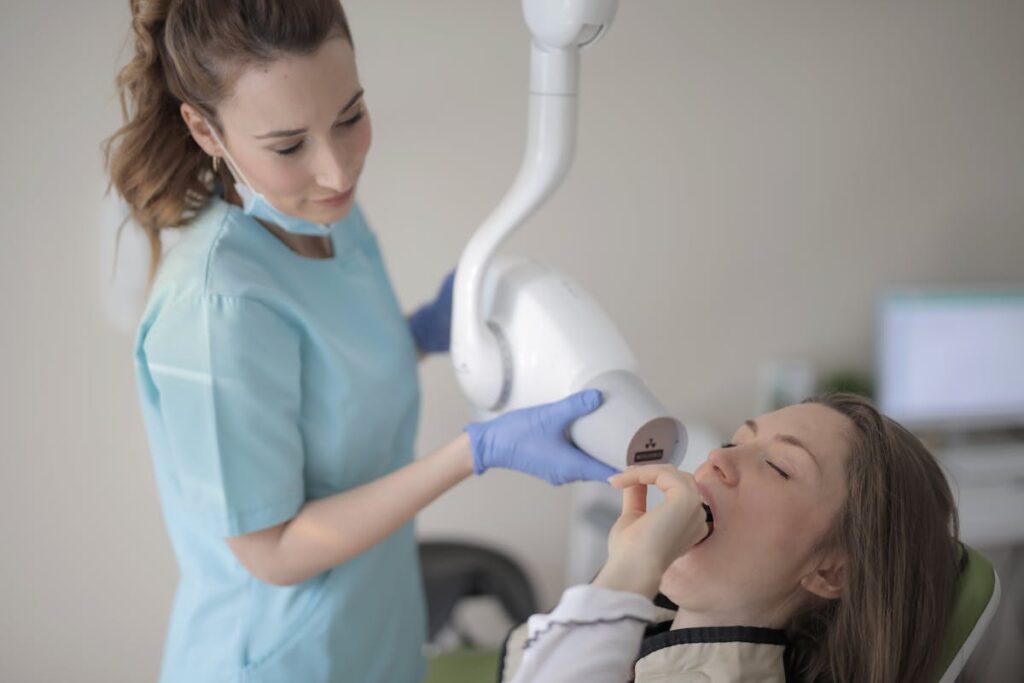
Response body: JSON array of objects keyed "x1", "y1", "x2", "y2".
[{"x1": 1, "y1": 1, "x2": 1022, "y2": 680}]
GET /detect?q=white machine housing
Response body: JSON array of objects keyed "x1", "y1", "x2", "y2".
[{"x1": 451, "y1": 0, "x2": 687, "y2": 470}]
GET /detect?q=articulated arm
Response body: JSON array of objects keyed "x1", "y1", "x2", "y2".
[{"x1": 451, "y1": 0, "x2": 619, "y2": 411}]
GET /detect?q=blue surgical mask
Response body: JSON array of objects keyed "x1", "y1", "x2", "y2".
[{"x1": 208, "y1": 123, "x2": 340, "y2": 237}]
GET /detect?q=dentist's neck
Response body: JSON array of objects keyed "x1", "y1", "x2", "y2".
[{"x1": 224, "y1": 183, "x2": 333, "y2": 260}]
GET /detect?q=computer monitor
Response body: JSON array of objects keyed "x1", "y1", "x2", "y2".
[{"x1": 876, "y1": 287, "x2": 1024, "y2": 432}]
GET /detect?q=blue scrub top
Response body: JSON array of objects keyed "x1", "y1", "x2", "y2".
[{"x1": 134, "y1": 197, "x2": 426, "y2": 682}]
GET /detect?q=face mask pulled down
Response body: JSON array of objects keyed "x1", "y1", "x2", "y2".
[{"x1": 207, "y1": 123, "x2": 345, "y2": 237}]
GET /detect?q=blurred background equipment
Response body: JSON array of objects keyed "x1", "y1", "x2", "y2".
[
  {"x1": 878, "y1": 287, "x2": 1024, "y2": 431},
  {"x1": 876, "y1": 286, "x2": 1024, "y2": 681},
  {"x1": 420, "y1": 540, "x2": 537, "y2": 683}
]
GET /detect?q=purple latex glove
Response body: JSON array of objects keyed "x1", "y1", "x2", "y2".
[
  {"x1": 409, "y1": 270, "x2": 455, "y2": 354},
  {"x1": 465, "y1": 390, "x2": 619, "y2": 486}
]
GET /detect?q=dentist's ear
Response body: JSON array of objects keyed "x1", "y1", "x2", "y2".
[
  {"x1": 180, "y1": 102, "x2": 223, "y2": 158},
  {"x1": 801, "y1": 552, "x2": 845, "y2": 600}
]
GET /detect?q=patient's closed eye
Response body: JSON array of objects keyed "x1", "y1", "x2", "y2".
[
  {"x1": 723, "y1": 442, "x2": 790, "y2": 479},
  {"x1": 766, "y1": 461, "x2": 790, "y2": 479}
]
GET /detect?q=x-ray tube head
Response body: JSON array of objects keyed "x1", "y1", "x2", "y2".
[{"x1": 569, "y1": 370, "x2": 688, "y2": 471}]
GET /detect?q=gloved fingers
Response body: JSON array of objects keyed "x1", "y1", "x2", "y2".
[
  {"x1": 545, "y1": 389, "x2": 603, "y2": 430},
  {"x1": 562, "y1": 449, "x2": 619, "y2": 484},
  {"x1": 438, "y1": 269, "x2": 455, "y2": 298}
]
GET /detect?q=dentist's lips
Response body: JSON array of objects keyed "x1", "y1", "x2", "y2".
[{"x1": 312, "y1": 188, "x2": 354, "y2": 207}]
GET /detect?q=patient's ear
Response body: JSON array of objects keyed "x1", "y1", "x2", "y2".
[{"x1": 801, "y1": 552, "x2": 845, "y2": 600}]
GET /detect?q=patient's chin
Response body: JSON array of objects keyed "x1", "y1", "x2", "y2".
[{"x1": 659, "y1": 555, "x2": 699, "y2": 603}]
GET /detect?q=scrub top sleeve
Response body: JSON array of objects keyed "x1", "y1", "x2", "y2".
[{"x1": 143, "y1": 294, "x2": 305, "y2": 537}]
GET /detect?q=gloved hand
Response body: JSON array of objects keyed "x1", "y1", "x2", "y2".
[
  {"x1": 465, "y1": 389, "x2": 619, "y2": 485},
  {"x1": 408, "y1": 269, "x2": 455, "y2": 354}
]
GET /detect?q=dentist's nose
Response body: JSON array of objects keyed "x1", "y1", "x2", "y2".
[
  {"x1": 706, "y1": 446, "x2": 740, "y2": 487},
  {"x1": 313, "y1": 144, "x2": 352, "y2": 193}
]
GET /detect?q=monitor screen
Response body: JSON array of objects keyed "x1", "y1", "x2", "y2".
[{"x1": 877, "y1": 288, "x2": 1024, "y2": 431}]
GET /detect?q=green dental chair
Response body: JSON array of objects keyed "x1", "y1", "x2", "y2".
[
  {"x1": 423, "y1": 543, "x2": 1001, "y2": 683},
  {"x1": 932, "y1": 544, "x2": 1001, "y2": 683}
]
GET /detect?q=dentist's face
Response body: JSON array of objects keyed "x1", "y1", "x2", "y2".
[
  {"x1": 659, "y1": 403, "x2": 850, "y2": 625},
  {"x1": 215, "y1": 36, "x2": 371, "y2": 224}
]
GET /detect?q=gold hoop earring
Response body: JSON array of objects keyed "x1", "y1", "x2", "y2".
[{"x1": 212, "y1": 155, "x2": 220, "y2": 172}]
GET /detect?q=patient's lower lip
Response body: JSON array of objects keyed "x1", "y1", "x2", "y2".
[
  {"x1": 695, "y1": 483, "x2": 717, "y2": 523},
  {"x1": 699, "y1": 504, "x2": 715, "y2": 543}
]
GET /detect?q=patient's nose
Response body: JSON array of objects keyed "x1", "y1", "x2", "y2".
[{"x1": 707, "y1": 447, "x2": 739, "y2": 486}]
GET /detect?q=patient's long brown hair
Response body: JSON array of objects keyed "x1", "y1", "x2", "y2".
[
  {"x1": 787, "y1": 393, "x2": 960, "y2": 683},
  {"x1": 103, "y1": 0, "x2": 351, "y2": 281}
]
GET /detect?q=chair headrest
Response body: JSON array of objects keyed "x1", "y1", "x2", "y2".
[{"x1": 931, "y1": 544, "x2": 1000, "y2": 682}]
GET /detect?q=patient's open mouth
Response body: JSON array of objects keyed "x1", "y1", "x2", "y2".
[{"x1": 700, "y1": 503, "x2": 715, "y2": 541}]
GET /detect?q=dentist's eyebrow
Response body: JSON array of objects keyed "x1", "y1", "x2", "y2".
[
  {"x1": 254, "y1": 88, "x2": 365, "y2": 139},
  {"x1": 743, "y1": 418, "x2": 821, "y2": 471}
]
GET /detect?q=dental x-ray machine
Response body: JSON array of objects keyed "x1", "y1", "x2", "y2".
[{"x1": 451, "y1": 0, "x2": 688, "y2": 471}]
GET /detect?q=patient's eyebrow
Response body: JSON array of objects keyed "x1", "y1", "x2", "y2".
[
  {"x1": 777, "y1": 434, "x2": 821, "y2": 471},
  {"x1": 254, "y1": 88, "x2": 365, "y2": 139},
  {"x1": 743, "y1": 418, "x2": 821, "y2": 471}
]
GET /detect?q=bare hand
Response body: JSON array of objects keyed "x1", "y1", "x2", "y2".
[{"x1": 593, "y1": 465, "x2": 709, "y2": 597}]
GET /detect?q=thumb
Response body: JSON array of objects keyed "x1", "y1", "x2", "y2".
[
  {"x1": 570, "y1": 450, "x2": 619, "y2": 483},
  {"x1": 551, "y1": 389, "x2": 603, "y2": 425}
]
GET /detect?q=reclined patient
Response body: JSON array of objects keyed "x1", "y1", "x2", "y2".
[{"x1": 501, "y1": 393, "x2": 960, "y2": 683}]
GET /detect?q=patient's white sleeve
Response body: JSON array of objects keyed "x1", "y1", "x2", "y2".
[{"x1": 508, "y1": 584, "x2": 657, "y2": 683}]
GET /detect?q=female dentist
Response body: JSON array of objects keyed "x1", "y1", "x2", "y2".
[{"x1": 105, "y1": 2, "x2": 615, "y2": 682}]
